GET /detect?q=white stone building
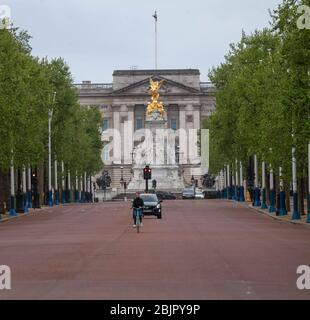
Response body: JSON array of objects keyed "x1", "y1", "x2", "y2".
[{"x1": 75, "y1": 69, "x2": 216, "y2": 191}]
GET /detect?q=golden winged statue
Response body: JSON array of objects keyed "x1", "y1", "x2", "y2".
[{"x1": 146, "y1": 78, "x2": 165, "y2": 118}]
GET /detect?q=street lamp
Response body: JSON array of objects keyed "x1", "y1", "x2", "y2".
[
  {"x1": 191, "y1": 175, "x2": 195, "y2": 186},
  {"x1": 253, "y1": 155, "x2": 261, "y2": 207},
  {"x1": 120, "y1": 166, "x2": 127, "y2": 202},
  {"x1": 175, "y1": 146, "x2": 180, "y2": 164},
  {"x1": 120, "y1": 166, "x2": 124, "y2": 183},
  {"x1": 307, "y1": 141, "x2": 310, "y2": 223},
  {"x1": 47, "y1": 91, "x2": 56, "y2": 207}
]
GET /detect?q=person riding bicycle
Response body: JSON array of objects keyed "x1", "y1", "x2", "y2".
[{"x1": 132, "y1": 192, "x2": 144, "y2": 228}]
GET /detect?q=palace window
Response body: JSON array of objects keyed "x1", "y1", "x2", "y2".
[
  {"x1": 103, "y1": 145, "x2": 109, "y2": 161},
  {"x1": 102, "y1": 118, "x2": 109, "y2": 132},
  {"x1": 136, "y1": 118, "x2": 143, "y2": 130},
  {"x1": 170, "y1": 118, "x2": 177, "y2": 131}
]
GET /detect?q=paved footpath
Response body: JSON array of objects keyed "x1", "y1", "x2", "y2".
[{"x1": 0, "y1": 200, "x2": 310, "y2": 300}]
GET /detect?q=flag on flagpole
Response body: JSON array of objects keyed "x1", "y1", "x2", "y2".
[{"x1": 153, "y1": 11, "x2": 157, "y2": 21}]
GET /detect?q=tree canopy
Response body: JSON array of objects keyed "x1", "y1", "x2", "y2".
[
  {"x1": 0, "y1": 27, "x2": 103, "y2": 176},
  {"x1": 206, "y1": 0, "x2": 310, "y2": 182}
]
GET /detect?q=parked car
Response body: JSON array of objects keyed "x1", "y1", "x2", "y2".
[
  {"x1": 140, "y1": 193, "x2": 162, "y2": 219},
  {"x1": 182, "y1": 188, "x2": 195, "y2": 199},
  {"x1": 156, "y1": 191, "x2": 176, "y2": 200},
  {"x1": 195, "y1": 190, "x2": 205, "y2": 199}
]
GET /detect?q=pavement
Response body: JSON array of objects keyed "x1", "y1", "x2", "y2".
[{"x1": 0, "y1": 200, "x2": 310, "y2": 300}]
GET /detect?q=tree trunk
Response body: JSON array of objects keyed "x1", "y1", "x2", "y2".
[
  {"x1": 297, "y1": 176, "x2": 305, "y2": 216},
  {"x1": 285, "y1": 182, "x2": 290, "y2": 213}
]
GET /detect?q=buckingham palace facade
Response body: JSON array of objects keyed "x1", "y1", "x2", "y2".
[{"x1": 75, "y1": 69, "x2": 216, "y2": 190}]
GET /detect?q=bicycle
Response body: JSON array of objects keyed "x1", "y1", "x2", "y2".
[{"x1": 133, "y1": 207, "x2": 143, "y2": 233}]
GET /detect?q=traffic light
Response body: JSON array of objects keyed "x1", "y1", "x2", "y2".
[
  {"x1": 143, "y1": 166, "x2": 152, "y2": 180},
  {"x1": 31, "y1": 169, "x2": 40, "y2": 209},
  {"x1": 31, "y1": 171, "x2": 38, "y2": 192}
]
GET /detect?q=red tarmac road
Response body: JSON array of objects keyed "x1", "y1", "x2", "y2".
[{"x1": 0, "y1": 200, "x2": 310, "y2": 300}]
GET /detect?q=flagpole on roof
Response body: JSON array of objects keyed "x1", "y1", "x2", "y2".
[{"x1": 153, "y1": 11, "x2": 158, "y2": 70}]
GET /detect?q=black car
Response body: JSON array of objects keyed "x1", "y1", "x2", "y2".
[
  {"x1": 156, "y1": 191, "x2": 176, "y2": 200},
  {"x1": 140, "y1": 193, "x2": 162, "y2": 219}
]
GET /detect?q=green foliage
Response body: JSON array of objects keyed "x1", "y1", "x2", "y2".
[
  {"x1": 0, "y1": 28, "x2": 103, "y2": 176},
  {"x1": 206, "y1": 0, "x2": 310, "y2": 182}
]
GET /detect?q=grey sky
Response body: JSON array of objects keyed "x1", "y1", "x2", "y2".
[{"x1": 5, "y1": 0, "x2": 283, "y2": 83}]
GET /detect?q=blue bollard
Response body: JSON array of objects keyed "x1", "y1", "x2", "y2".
[
  {"x1": 307, "y1": 194, "x2": 310, "y2": 223},
  {"x1": 261, "y1": 188, "x2": 268, "y2": 209},
  {"x1": 291, "y1": 192, "x2": 300, "y2": 220},
  {"x1": 61, "y1": 190, "x2": 66, "y2": 205},
  {"x1": 227, "y1": 186, "x2": 233, "y2": 200},
  {"x1": 277, "y1": 191, "x2": 287, "y2": 216},
  {"x1": 269, "y1": 190, "x2": 276, "y2": 213},
  {"x1": 47, "y1": 191, "x2": 53, "y2": 207},
  {"x1": 27, "y1": 190, "x2": 32, "y2": 209},
  {"x1": 239, "y1": 186, "x2": 245, "y2": 202},
  {"x1": 75, "y1": 190, "x2": 79, "y2": 203},
  {"x1": 232, "y1": 186, "x2": 238, "y2": 201},
  {"x1": 253, "y1": 188, "x2": 261, "y2": 207},
  {"x1": 67, "y1": 190, "x2": 72, "y2": 204},
  {"x1": 23, "y1": 193, "x2": 29, "y2": 213},
  {"x1": 54, "y1": 190, "x2": 59, "y2": 205},
  {"x1": 80, "y1": 191, "x2": 86, "y2": 203},
  {"x1": 9, "y1": 195, "x2": 17, "y2": 216}
]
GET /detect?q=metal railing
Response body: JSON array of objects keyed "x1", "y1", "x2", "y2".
[
  {"x1": 74, "y1": 82, "x2": 215, "y2": 92},
  {"x1": 200, "y1": 82, "x2": 214, "y2": 88},
  {"x1": 74, "y1": 83, "x2": 113, "y2": 90}
]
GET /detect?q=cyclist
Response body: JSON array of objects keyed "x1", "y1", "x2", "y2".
[{"x1": 132, "y1": 192, "x2": 144, "y2": 228}]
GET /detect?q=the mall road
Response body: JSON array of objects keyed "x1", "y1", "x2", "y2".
[{"x1": 0, "y1": 199, "x2": 310, "y2": 300}]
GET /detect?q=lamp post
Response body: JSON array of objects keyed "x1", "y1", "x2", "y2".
[
  {"x1": 223, "y1": 166, "x2": 227, "y2": 199},
  {"x1": 75, "y1": 172, "x2": 79, "y2": 203},
  {"x1": 67, "y1": 170, "x2": 72, "y2": 203},
  {"x1": 47, "y1": 92, "x2": 56, "y2": 207},
  {"x1": 277, "y1": 167, "x2": 287, "y2": 216},
  {"x1": 84, "y1": 172, "x2": 87, "y2": 202},
  {"x1": 307, "y1": 142, "x2": 310, "y2": 223},
  {"x1": 120, "y1": 166, "x2": 124, "y2": 183},
  {"x1": 79, "y1": 174, "x2": 84, "y2": 203},
  {"x1": 61, "y1": 161, "x2": 66, "y2": 204},
  {"x1": 261, "y1": 161, "x2": 268, "y2": 209},
  {"x1": 234, "y1": 159, "x2": 239, "y2": 201},
  {"x1": 227, "y1": 164, "x2": 231, "y2": 200},
  {"x1": 9, "y1": 155, "x2": 16, "y2": 216},
  {"x1": 291, "y1": 146, "x2": 300, "y2": 220},
  {"x1": 253, "y1": 155, "x2": 261, "y2": 207},
  {"x1": 27, "y1": 166, "x2": 32, "y2": 209},
  {"x1": 120, "y1": 165, "x2": 124, "y2": 193},
  {"x1": 269, "y1": 165, "x2": 276, "y2": 213},
  {"x1": 239, "y1": 161, "x2": 245, "y2": 202},
  {"x1": 54, "y1": 159, "x2": 59, "y2": 205},
  {"x1": 22, "y1": 166, "x2": 28, "y2": 213},
  {"x1": 191, "y1": 175, "x2": 195, "y2": 186},
  {"x1": 90, "y1": 177, "x2": 94, "y2": 203}
]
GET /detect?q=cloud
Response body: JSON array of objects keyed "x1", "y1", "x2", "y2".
[{"x1": 7, "y1": 0, "x2": 283, "y2": 83}]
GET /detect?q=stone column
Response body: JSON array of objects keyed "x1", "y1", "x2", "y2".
[
  {"x1": 193, "y1": 105, "x2": 201, "y2": 130},
  {"x1": 189, "y1": 105, "x2": 200, "y2": 165},
  {"x1": 113, "y1": 106, "x2": 121, "y2": 164},
  {"x1": 179, "y1": 105, "x2": 187, "y2": 164},
  {"x1": 124, "y1": 105, "x2": 134, "y2": 165}
]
